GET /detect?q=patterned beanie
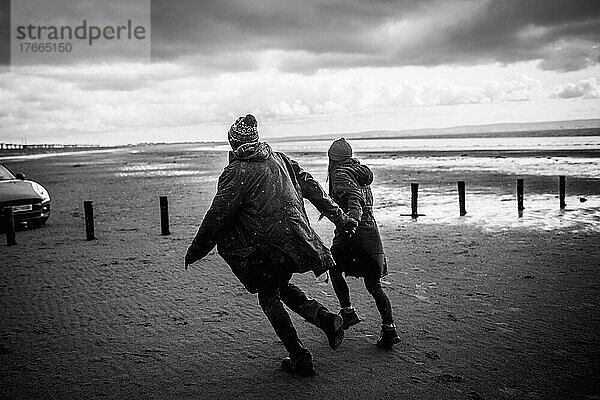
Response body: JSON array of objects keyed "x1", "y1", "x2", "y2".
[
  {"x1": 228, "y1": 114, "x2": 259, "y2": 150},
  {"x1": 328, "y1": 138, "x2": 352, "y2": 161}
]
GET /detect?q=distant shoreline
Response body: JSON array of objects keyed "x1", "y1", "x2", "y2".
[
  {"x1": 0, "y1": 146, "x2": 117, "y2": 157},
  {"x1": 2, "y1": 117, "x2": 598, "y2": 152},
  {"x1": 2, "y1": 126, "x2": 600, "y2": 159},
  {"x1": 272, "y1": 127, "x2": 600, "y2": 142},
  {"x1": 344, "y1": 149, "x2": 600, "y2": 159}
]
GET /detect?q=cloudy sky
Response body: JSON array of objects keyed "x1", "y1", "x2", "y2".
[{"x1": 1, "y1": 0, "x2": 599, "y2": 145}]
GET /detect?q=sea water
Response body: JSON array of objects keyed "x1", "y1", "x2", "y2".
[{"x1": 270, "y1": 136, "x2": 600, "y2": 232}]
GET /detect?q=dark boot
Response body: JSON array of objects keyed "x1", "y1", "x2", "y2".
[
  {"x1": 376, "y1": 323, "x2": 400, "y2": 349},
  {"x1": 318, "y1": 310, "x2": 344, "y2": 350},
  {"x1": 281, "y1": 350, "x2": 315, "y2": 377},
  {"x1": 340, "y1": 308, "x2": 361, "y2": 330}
]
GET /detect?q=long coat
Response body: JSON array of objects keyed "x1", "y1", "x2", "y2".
[
  {"x1": 329, "y1": 158, "x2": 388, "y2": 278},
  {"x1": 187, "y1": 142, "x2": 348, "y2": 293}
]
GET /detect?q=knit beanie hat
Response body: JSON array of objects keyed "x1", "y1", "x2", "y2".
[
  {"x1": 228, "y1": 114, "x2": 259, "y2": 150},
  {"x1": 328, "y1": 138, "x2": 352, "y2": 161}
]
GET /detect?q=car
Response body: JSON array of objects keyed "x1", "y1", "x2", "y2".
[{"x1": 0, "y1": 163, "x2": 51, "y2": 229}]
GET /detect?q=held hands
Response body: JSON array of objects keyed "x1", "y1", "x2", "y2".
[{"x1": 340, "y1": 217, "x2": 359, "y2": 238}]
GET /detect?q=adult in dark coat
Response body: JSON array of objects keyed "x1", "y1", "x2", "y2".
[
  {"x1": 185, "y1": 115, "x2": 357, "y2": 376},
  {"x1": 327, "y1": 138, "x2": 400, "y2": 349}
]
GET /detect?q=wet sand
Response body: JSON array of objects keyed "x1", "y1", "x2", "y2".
[{"x1": 1, "y1": 144, "x2": 599, "y2": 399}]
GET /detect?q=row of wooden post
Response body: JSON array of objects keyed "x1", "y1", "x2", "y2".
[
  {"x1": 408, "y1": 175, "x2": 567, "y2": 219},
  {"x1": 406, "y1": 181, "x2": 466, "y2": 218},
  {"x1": 3, "y1": 175, "x2": 569, "y2": 245},
  {"x1": 4, "y1": 196, "x2": 171, "y2": 245},
  {"x1": 82, "y1": 196, "x2": 171, "y2": 241}
]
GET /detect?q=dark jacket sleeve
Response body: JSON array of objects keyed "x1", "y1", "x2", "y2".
[
  {"x1": 332, "y1": 169, "x2": 363, "y2": 222},
  {"x1": 187, "y1": 165, "x2": 244, "y2": 261},
  {"x1": 286, "y1": 156, "x2": 348, "y2": 227}
]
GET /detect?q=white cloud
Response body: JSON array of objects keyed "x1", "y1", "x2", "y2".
[
  {"x1": 0, "y1": 61, "x2": 595, "y2": 144},
  {"x1": 551, "y1": 77, "x2": 600, "y2": 99},
  {"x1": 483, "y1": 75, "x2": 542, "y2": 102}
]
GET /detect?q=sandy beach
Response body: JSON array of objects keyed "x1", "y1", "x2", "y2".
[{"x1": 1, "y1": 144, "x2": 599, "y2": 399}]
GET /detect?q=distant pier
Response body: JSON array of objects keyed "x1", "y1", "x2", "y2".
[{"x1": 0, "y1": 143, "x2": 100, "y2": 150}]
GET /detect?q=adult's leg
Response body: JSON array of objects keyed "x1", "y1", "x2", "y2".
[
  {"x1": 279, "y1": 275, "x2": 325, "y2": 326},
  {"x1": 279, "y1": 274, "x2": 344, "y2": 350},
  {"x1": 329, "y1": 267, "x2": 352, "y2": 309},
  {"x1": 364, "y1": 274, "x2": 394, "y2": 325},
  {"x1": 257, "y1": 275, "x2": 309, "y2": 359}
]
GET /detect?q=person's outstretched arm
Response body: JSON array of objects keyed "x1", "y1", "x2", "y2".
[
  {"x1": 284, "y1": 154, "x2": 350, "y2": 227},
  {"x1": 331, "y1": 168, "x2": 365, "y2": 223},
  {"x1": 185, "y1": 165, "x2": 243, "y2": 268}
]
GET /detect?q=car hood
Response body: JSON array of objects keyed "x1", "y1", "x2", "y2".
[{"x1": 0, "y1": 180, "x2": 45, "y2": 203}]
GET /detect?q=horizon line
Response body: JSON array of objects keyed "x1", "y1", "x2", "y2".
[{"x1": 2, "y1": 117, "x2": 599, "y2": 148}]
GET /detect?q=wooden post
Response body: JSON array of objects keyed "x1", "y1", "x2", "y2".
[
  {"x1": 458, "y1": 181, "x2": 467, "y2": 216},
  {"x1": 160, "y1": 196, "x2": 170, "y2": 236},
  {"x1": 559, "y1": 175, "x2": 566, "y2": 209},
  {"x1": 411, "y1": 183, "x2": 419, "y2": 219},
  {"x1": 5, "y1": 208, "x2": 16, "y2": 246},
  {"x1": 84, "y1": 201, "x2": 95, "y2": 241},
  {"x1": 517, "y1": 179, "x2": 524, "y2": 217}
]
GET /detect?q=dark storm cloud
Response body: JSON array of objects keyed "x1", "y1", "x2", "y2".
[
  {"x1": 150, "y1": 0, "x2": 600, "y2": 72},
  {"x1": 0, "y1": 0, "x2": 10, "y2": 65},
  {"x1": 1, "y1": 0, "x2": 150, "y2": 66},
  {"x1": 430, "y1": 0, "x2": 600, "y2": 68},
  {"x1": 150, "y1": 0, "x2": 432, "y2": 64},
  {"x1": 2, "y1": 0, "x2": 598, "y2": 70}
]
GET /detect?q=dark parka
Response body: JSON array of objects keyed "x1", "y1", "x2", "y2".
[
  {"x1": 329, "y1": 158, "x2": 388, "y2": 278},
  {"x1": 187, "y1": 142, "x2": 348, "y2": 293}
]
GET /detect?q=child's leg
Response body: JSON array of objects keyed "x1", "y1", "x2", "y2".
[
  {"x1": 329, "y1": 267, "x2": 352, "y2": 308},
  {"x1": 364, "y1": 275, "x2": 393, "y2": 325},
  {"x1": 330, "y1": 267, "x2": 361, "y2": 329}
]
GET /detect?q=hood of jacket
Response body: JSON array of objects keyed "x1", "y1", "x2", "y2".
[
  {"x1": 229, "y1": 142, "x2": 272, "y2": 163},
  {"x1": 334, "y1": 158, "x2": 373, "y2": 186}
]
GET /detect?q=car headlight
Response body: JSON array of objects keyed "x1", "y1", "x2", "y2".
[{"x1": 32, "y1": 182, "x2": 50, "y2": 202}]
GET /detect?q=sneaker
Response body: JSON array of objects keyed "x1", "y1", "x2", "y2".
[
  {"x1": 281, "y1": 355, "x2": 315, "y2": 377},
  {"x1": 376, "y1": 324, "x2": 400, "y2": 349},
  {"x1": 321, "y1": 312, "x2": 344, "y2": 350},
  {"x1": 340, "y1": 308, "x2": 361, "y2": 330}
]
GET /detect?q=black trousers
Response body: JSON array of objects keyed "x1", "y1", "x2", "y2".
[
  {"x1": 257, "y1": 272, "x2": 326, "y2": 359},
  {"x1": 330, "y1": 267, "x2": 394, "y2": 325}
]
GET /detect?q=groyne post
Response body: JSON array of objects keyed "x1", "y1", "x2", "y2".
[
  {"x1": 5, "y1": 208, "x2": 16, "y2": 246},
  {"x1": 160, "y1": 196, "x2": 170, "y2": 236},
  {"x1": 84, "y1": 201, "x2": 95, "y2": 241},
  {"x1": 411, "y1": 183, "x2": 419, "y2": 219},
  {"x1": 458, "y1": 181, "x2": 467, "y2": 216},
  {"x1": 517, "y1": 179, "x2": 524, "y2": 217},
  {"x1": 559, "y1": 175, "x2": 566, "y2": 209}
]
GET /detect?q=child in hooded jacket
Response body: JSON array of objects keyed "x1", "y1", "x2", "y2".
[{"x1": 327, "y1": 138, "x2": 400, "y2": 349}]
